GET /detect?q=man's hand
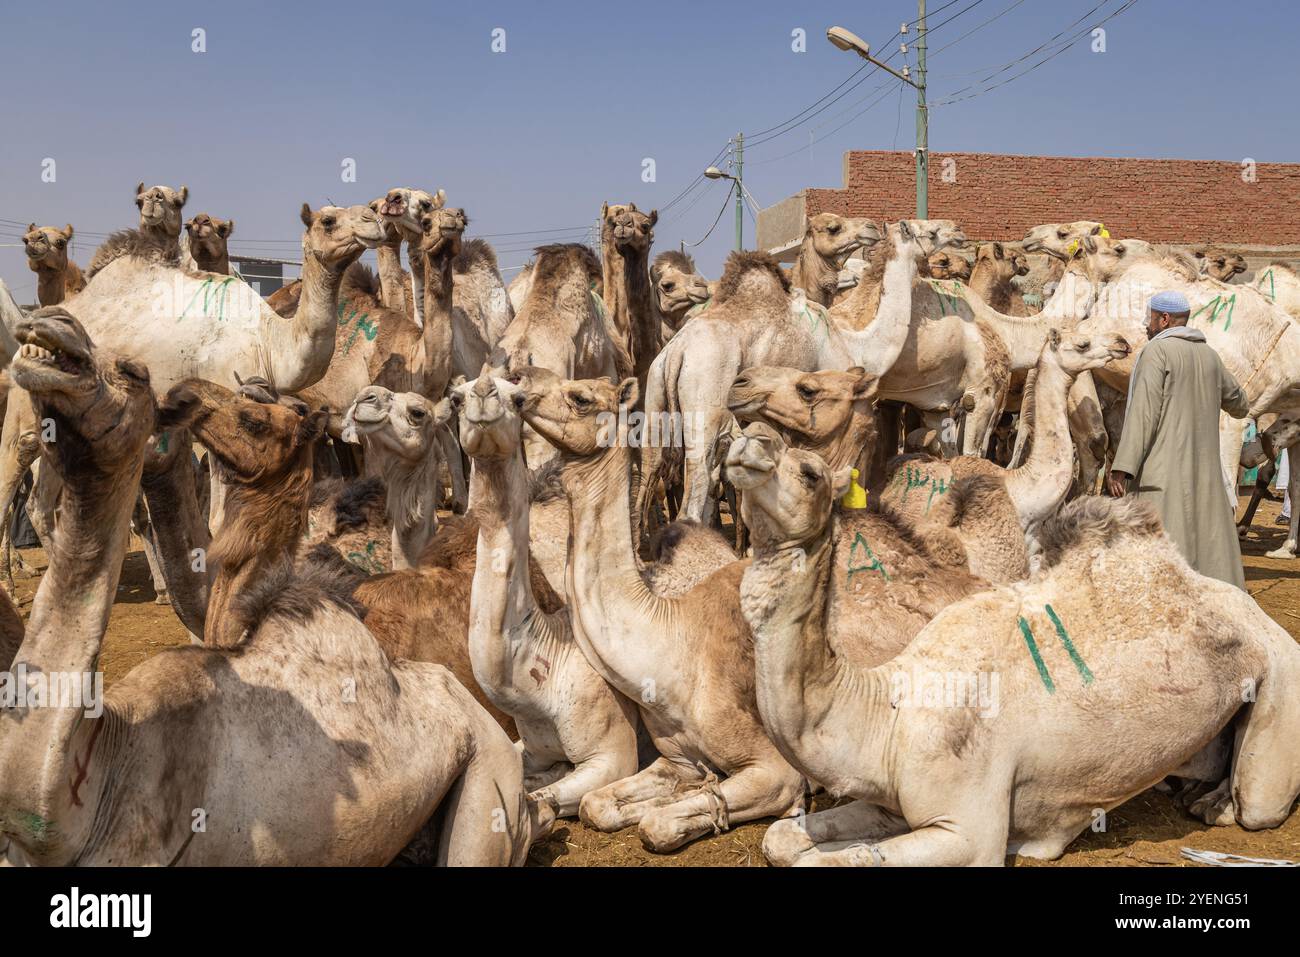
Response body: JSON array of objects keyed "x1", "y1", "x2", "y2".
[{"x1": 1108, "y1": 470, "x2": 1130, "y2": 498}]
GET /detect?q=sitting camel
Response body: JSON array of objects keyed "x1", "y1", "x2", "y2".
[
  {"x1": 516, "y1": 367, "x2": 806, "y2": 851},
  {"x1": 0, "y1": 309, "x2": 533, "y2": 865},
  {"x1": 1193, "y1": 246, "x2": 1248, "y2": 283},
  {"x1": 737, "y1": 444, "x2": 1300, "y2": 866},
  {"x1": 452, "y1": 371, "x2": 639, "y2": 817}
]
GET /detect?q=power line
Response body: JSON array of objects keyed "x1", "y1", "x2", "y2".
[
  {"x1": 926, "y1": 0, "x2": 1029, "y2": 60},
  {"x1": 680, "y1": 182, "x2": 736, "y2": 249}
]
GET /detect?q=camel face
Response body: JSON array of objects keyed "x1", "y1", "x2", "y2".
[
  {"x1": 729, "y1": 435, "x2": 847, "y2": 549},
  {"x1": 453, "y1": 373, "x2": 525, "y2": 459},
  {"x1": 1050, "y1": 328, "x2": 1131, "y2": 374},
  {"x1": 652, "y1": 261, "x2": 710, "y2": 315},
  {"x1": 807, "y1": 213, "x2": 881, "y2": 263},
  {"x1": 346, "y1": 386, "x2": 446, "y2": 465},
  {"x1": 1022, "y1": 221, "x2": 1103, "y2": 261},
  {"x1": 974, "y1": 242, "x2": 1030, "y2": 279},
  {"x1": 378, "y1": 187, "x2": 446, "y2": 238},
  {"x1": 602, "y1": 202, "x2": 656, "y2": 252},
  {"x1": 11, "y1": 307, "x2": 154, "y2": 468},
  {"x1": 517, "y1": 368, "x2": 636, "y2": 456},
  {"x1": 185, "y1": 213, "x2": 234, "y2": 257},
  {"x1": 1079, "y1": 236, "x2": 1155, "y2": 284},
  {"x1": 1195, "y1": 246, "x2": 1248, "y2": 282},
  {"x1": 367, "y1": 197, "x2": 404, "y2": 245},
  {"x1": 723, "y1": 423, "x2": 786, "y2": 491},
  {"x1": 299, "y1": 204, "x2": 387, "y2": 268},
  {"x1": 728, "y1": 365, "x2": 876, "y2": 443},
  {"x1": 135, "y1": 182, "x2": 188, "y2": 236},
  {"x1": 22, "y1": 224, "x2": 73, "y2": 270},
  {"x1": 927, "y1": 250, "x2": 970, "y2": 282},
  {"x1": 417, "y1": 207, "x2": 468, "y2": 259},
  {"x1": 907, "y1": 219, "x2": 965, "y2": 256}
]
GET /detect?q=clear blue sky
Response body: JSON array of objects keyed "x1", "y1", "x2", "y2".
[{"x1": 1, "y1": 0, "x2": 1296, "y2": 296}]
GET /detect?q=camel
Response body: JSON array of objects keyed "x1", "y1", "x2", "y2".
[
  {"x1": 789, "y1": 212, "x2": 878, "y2": 308},
  {"x1": 453, "y1": 371, "x2": 640, "y2": 817},
  {"x1": 0, "y1": 309, "x2": 534, "y2": 865},
  {"x1": 926, "y1": 249, "x2": 971, "y2": 283},
  {"x1": 342, "y1": 386, "x2": 449, "y2": 570},
  {"x1": 651, "y1": 250, "x2": 710, "y2": 329},
  {"x1": 86, "y1": 183, "x2": 189, "y2": 278},
  {"x1": 514, "y1": 367, "x2": 806, "y2": 852},
  {"x1": 375, "y1": 186, "x2": 446, "y2": 328},
  {"x1": 499, "y1": 243, "x2": 624, "y2": 465},
  {"x1": 739, "y1": 454, "x2": 1300, "y2": 865},
  {"x1": 367, "y1": 196, "x2": 414, "y2": 317},
  {"x1": 183, "y1": 213, "x2": 235, "y2": 274},
  {"x1": 967, "y1": 242, "x2": 1030, "y2": 316},
  {"x1": 22, "y1": 224, "x2": 85, "y2": 305},
  {"x1": 1021, "y1": 220, "x2": 1106, "y2": 262},
  {"x1": 600, "y1": 202, "x2": 660, "y2": 387},
  {"x1": 640, "y1": 221, "x2": 930, "y2": 525},
  {"x1": 1256, "y1": 261, "x2": 1300, "y2": 319},
  {"x1": 1194, "y1": 246, "x2": 1248, "y2": 283}
]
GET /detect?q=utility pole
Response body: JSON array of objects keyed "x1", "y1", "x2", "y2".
[
  {"x1": 915, "y1": 0, "x2": 928, "y2": 219},
  {"x1": 734, "y1": 132, "x2": 745, "y2": 250}
]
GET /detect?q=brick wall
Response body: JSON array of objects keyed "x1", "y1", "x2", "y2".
[{"x1": 804, "y1": 151, "x2": 1300, "y2": 245}]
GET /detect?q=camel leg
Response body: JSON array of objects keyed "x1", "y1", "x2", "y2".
[
  {"x1": 436, "y1": 729, "x2": 531, "y2": 867},
  {"x1": 1215, "y1": 663, "x2": 1300, "y2": 830},
  {"x1": 0, "y1": 397, "x2": 40, "y2": 595},
  {"x1": 578, "y1": 757, "x2": 694, "y2": 833},
  {"x1": 792, "y1": 820, "x2": 1004, "y2": 867},
  {"x1": 763, "y1": 798, "x2": 908, "y2": 866},
  {"x1": 1266, "y1": 439, "x2": 1300, "y2": 558},
  {"x1": 636, "y1": 763, "x2": 805, "y2": 853},
  {"x1": 533, "y1": 752, "x2": 641, "y2": 820}
]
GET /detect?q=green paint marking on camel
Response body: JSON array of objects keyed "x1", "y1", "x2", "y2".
[
  {"x1": 156, "y1": 432, "x2": 170, "y2": 455},
  {"x1": 892, "y1": 464, "x2": 933, "y2": 504},
  {"x1": 927, "y1": 278, "x2": 964, "y2": 315},
  {"x1": 1017, "y1": 617, "x2": 1055, "y2": 694},
  {"x1": 21, "y1": 811, "x2": 53, "y2": 839},
  {"x1": 802, "y1": 304, "x2": 828, "y2": 341},
  {"x1": 346, "y1": 540, "x2": 385, "y2": 575},
  {"x1": 846, "y1": 531, "x2": 890, "y2": 584},
  {"x1": 340, "y1": 309, "x2": 377, "y2": 357},
  {"x1": 925, "y1": 475, "x2": 950, "y2": 513},
  {"x1": 1191, "y1": 293, "x2": 1237, "y2": 332},
  {"x1": 179, "y1": 277, "x2": 237, "y2": 322},
  {"x1": 1045, "y1": 604, "x2": 1094, "y2": 685}
]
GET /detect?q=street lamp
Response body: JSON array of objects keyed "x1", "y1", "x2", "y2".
[{"x1": 703, "y1": 135, "x2": 745, "y2": 251}]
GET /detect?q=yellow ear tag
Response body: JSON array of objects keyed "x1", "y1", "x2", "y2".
[
  {"x1": 1066, "y1": 239, "x2": 1079, "y2": 257},
  {"x1": 1098, "y1": 224, "x2": 1110, "y2": 239},
  {"x1": 842, "y1": 468, "x2": 868, "y2": 509}
]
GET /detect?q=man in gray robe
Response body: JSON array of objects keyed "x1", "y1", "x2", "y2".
[{"x1": 1109, "y1": 290, "x2": 1249, "y2": 589}]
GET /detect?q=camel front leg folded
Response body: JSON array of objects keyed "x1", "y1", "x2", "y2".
[
  {"x1": 578, "y1": 757, "x2": 695, "y2": 833},
  {"x1": 636, "y1": 763, "x2": 806, "y2": 853},
  {"x1": 533, "y1": 752, "x2": 639, "y2": 820},
  {"x1": 763, "y1": 798, "x2": 908, "y2": 866},
  {"x1": 791, "y1": 821, "x2": 1004, "y2": 867}
]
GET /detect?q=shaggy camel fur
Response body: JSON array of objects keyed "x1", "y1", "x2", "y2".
[
  {"x1": 0, "y1": 309, "x2": 533, "y2": 865},
  {"x1": 183, "y1": 213, "x2": 234, "y2": 274},
  {"x1": 651, "y1": 250, "x2": 711, "y2": 329},
  {"x1": 454, "y1": 371, "x2": 639, "y2": 817},
  {"x1": 516, "y1": 367, "x2": 805, "y2": 852},
  {"x1": 741, "y1": 461, "x2": 1300, "y2": 865},
  {"x1": 640, "y1": 221, "x2": 927, "y2": 525},
  {"x1": 790, "y1": 212, "x2": 878, "y2": 308},
  {"x1": 22, "y1": 224, "x2": 85, "y2": 305},
  {"x1": 600, "y1": 202, "x2": 661, "y2": 387},
  {"x1": 342, "y1": 386, "x2": 449, "y2": 570}
]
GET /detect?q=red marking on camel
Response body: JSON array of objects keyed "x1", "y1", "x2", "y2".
[
  {"x1": 69, "y1": 718, "x2": 104, "y2": 808},
  {"x1": 529, "y1": 654, "x2": 553, "y2": 688}
]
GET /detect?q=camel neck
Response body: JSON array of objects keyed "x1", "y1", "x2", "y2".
[
  {"x1": 1005, "y1": 355, "x2": 1075, "y2": 526},
  {"x1": 793, "y1": 238, "x2": 839, "y2": 307},
  {"x1": 195, "y1": 250, "x2": 231, "y2": 275},
  {"x1": 837, "y1": 233, "x2": 918, "y2": 376},
  {"x1": 0, "y1": 446, "x2": 142, "y2": 860},
  {"x1": 34, "y1": 265, "x2": 67, "y2": 306},
  {"x1": 275, "y1": 251, "x2": 348, "y2": 393},
  {"x1": 969, "y1": 263, "x2": 1013, "y2": 313},
  {"x1": 205, "y1": 457, "x2": 312, "y2": 646},
  {"x1": 374, "y1": 444, "x2": 440, "y2": 571},
  {"x1": 419, "y1": 248, "x2": 456, "y2": 395},
  {"x1": 468, "y1": 446, "x2": 541, "y2": 689},
  {"x1": 375, "y1": 242, "x2": 407, "y2": 315},
  {"x1": 602, "y1": 241, "x2": 658, "y2": 379},
  {"x1": 808, "y1": 402, "x2": 875, "y2": 473}
]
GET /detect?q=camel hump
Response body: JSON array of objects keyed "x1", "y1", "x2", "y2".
[
  {"x1": 232, "y1": 561, "x2": 366, "y2": 639},
  {"x1": 1037, "y1": 495, "x2": 1163, "y2": 569},
  {"x1": 86, "y1": 227, "x2": 179, "y2": 279},
  {"x1": 453, "y1": 238, "x2": 499, "y2": 274},
  {"x1": 714, "y1": 250, "x2": 791, "y2": 303}
]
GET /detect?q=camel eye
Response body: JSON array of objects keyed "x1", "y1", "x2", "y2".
[
  {"x1": 661, "y1": 281, "x2": 675, "y2": 292},
  {"x1": 828, "y1": 225, "x2": 840, "y2": 234},
  {"x1": 570, "y1": 394, "x2": 593, "y2": 412},
  {"x1": 409, "y1": 407, "x2": 426, "y2": 420},
  {"x1": 1057, "y1": 229, "x2": 1068, "y2": 239},
  {"x1": 799, "y1": 463, "x2": 821, "y2": 486},
  {"x1": 796, "y1": 384, "x2": 817, "y2": 402},
  {"x1": 321, "y1": 216, "x2": 336, "y2": 229},
  {"x1": 55, "y1": 240, "x2": 65, "y2": 249},
  {"x1": 238, "y1": 410, "x2": 269, "y2": 436}
]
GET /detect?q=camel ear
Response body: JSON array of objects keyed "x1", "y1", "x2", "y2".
[
  {"x1": 1081, "y1": 235, "x2": 1097, "y2": 255},
  {"x1": 175, "y1": 186, "x2": 189, "y2": 207},
  {"x1": 432, "y1": 189, "x2": 446, "y2": 209},
  {"x1": 992, "y1": 241, "x2": 1004, "y2": 259},
  {"x1": 850, "y1": 369, "x2": 877, "y2": 401},
  {"x1": 27, "y1": 222, "x2": 36, "y2": 233},
  {"x1": 450, "y1": 374, "x2": 467, "y2": 390},
  {"x1": 432, "y1": 397, "x2": 454, "y2": 428},
  {"x1": 156, "y1": 383, "x2": 201, "y2": 431},
  {"x1": 135, "y1": 182, "x2": 145, "y2": 200},
  {"x1": 831, "y1": 466, "x2": 854, "y2": 500},
  {"x1": 1048, "y1": 327, "x2": 1062, "y2": 350},
  {"x1": 300, "y1": 203, "x2": 314, "y2": 227},
  {"x1": 898, "y1": 220, "x2": 915, "y2": 241},
  {"x1": 217, "y1": 220, "x2": 234, "y2": 238},
  {"x1": 1089, "y1": 224, "x2": 1103, "y2": 236},
  {"x1": 1193, "y1": 249, "x2": 1207, "y2": 260},
  {"x1": 299, "y1": 409, "x2": 329, "y2": 446},
  {"x1": 617, "y1": 377, "x2": 638, "y2": 409},
  {"x1": 647, "y1": 209, "x2": 658, "y2": 227},
  {"x1": 601, "y1": 201, "x2": 609, "y2": 219},
  {"x1": 64, "y1": 224, "x2": 73, "y2": 239}
]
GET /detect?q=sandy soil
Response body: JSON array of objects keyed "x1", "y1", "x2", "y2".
[{"x1": 11, "y1": 496, "x2": 1300, "y2": 867}]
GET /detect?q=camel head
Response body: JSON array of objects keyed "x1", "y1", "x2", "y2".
[
  {"x1": 904, "y1": 219, "x2": 965, "y2": 256},
  {"x1": 417, "y1": 207, "x2": 469, "y2": 259},
  {"x1": 343, "y1": 386, "x2": 449, "y2": 465},
  {"x1": 975, "y1": 241, "x2": 1030, "y2": 278},
  {"x1": 135, "y1": 182, "x2": 188, "y2": 238},
  {"x1": 10, "y1": 306, "x2": 154, "y2": 472},
  {"x1": 367, "y1": 197, "x2": 404, "y2": 245},
  {"x1": 805, "y1": 213, "x2": 882, "y2": 263},
  {"x1": 1193, "y1": 246, "x2": 1248, "y2": 283},
  {"x1": 725, "y1": 424, "x2": 850, "y2": 550},
  {"x1": 185, "y1": 213, "x2": 234, "y2": 260},
  {"x1": 22, "y1": 223, "x2": 74, "y2": 273},
  {"x1": 452, "y1": 371, "x2": 526, "y2": 459},
  {"x1": 299, "y1": 203, "x2": 387, "y2": 272},
  {"x1": 1022, "y1": 221, "x2": 1105, "y2": 262},
  {"x1": 377, "y1": 187, "x2": 446, "y2": 240},
  {"x1": 516, "y1": 367, "x2": 637, "y2": 457},
  {"x1": 1042, "y1": 327, "x2": 1130, "y2": 376},
  {"x1": 601, "y1": 202, "x2": 657, "y2": 253},
  {"x1": 1077, "y1": 235, "x2": 1155, "y2": 283},
  {"x1": 159, "y1": 378, "x2": 327, "y2": 484},
  {"x1": 651, "y1": 250, "x2": 710, "y2": 316},
  {"x1": 728, "y1": 365, "x2": 877, "y2": 445},
  {"x1": 926, "y1": 249, "x2": 971, "y2": 281}
]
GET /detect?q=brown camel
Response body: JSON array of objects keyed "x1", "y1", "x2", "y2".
[
  {"x1": 22, "y1": 224, "x2": 85, "y2": 305},
  {"x1": 183, "y1": 213, "x2": 234, "y2": 274},
  {"x1": 926, "y1": 249, "x2": 971, "y2": 283},
  {"x1": 790, "y1": 212, "x2": 878, "y2": 307},
  {"x1": 0, "y1": 309, "x2": 534, "y2": 865},
  {"x1": 651, "y1": 250, "x2": 711, "y2": 329},
  {"x1": 600, "y1": 202, "x2": 660, "y2": 387},
  {"x1": 968, "y1": 242, "x2": 1030, "y2": 316},
  {"x1": 1193, "y1": 246, "x2": 1248, "y2": 283}
]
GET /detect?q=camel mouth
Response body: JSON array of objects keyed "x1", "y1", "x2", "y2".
[
  {"x1": 726, "y1": 393, "x2": 766, "y2": 417},
  {"x1": 724, "y1": 454, "x2": 775, "y2": 490},
  {"x1": 11, "y1": 337, "x2": 92, "y2": 391},
  {"x1": 380, "y1": 198, "x2": 407, "y2": 219},
  {"x1": 351, "y1": 404, "x2": 390, "y2": 428}
]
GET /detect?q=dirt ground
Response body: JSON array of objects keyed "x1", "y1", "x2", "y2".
[{"x1": 11, "y1": 495, "x2": 1300, "y2": 867}]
